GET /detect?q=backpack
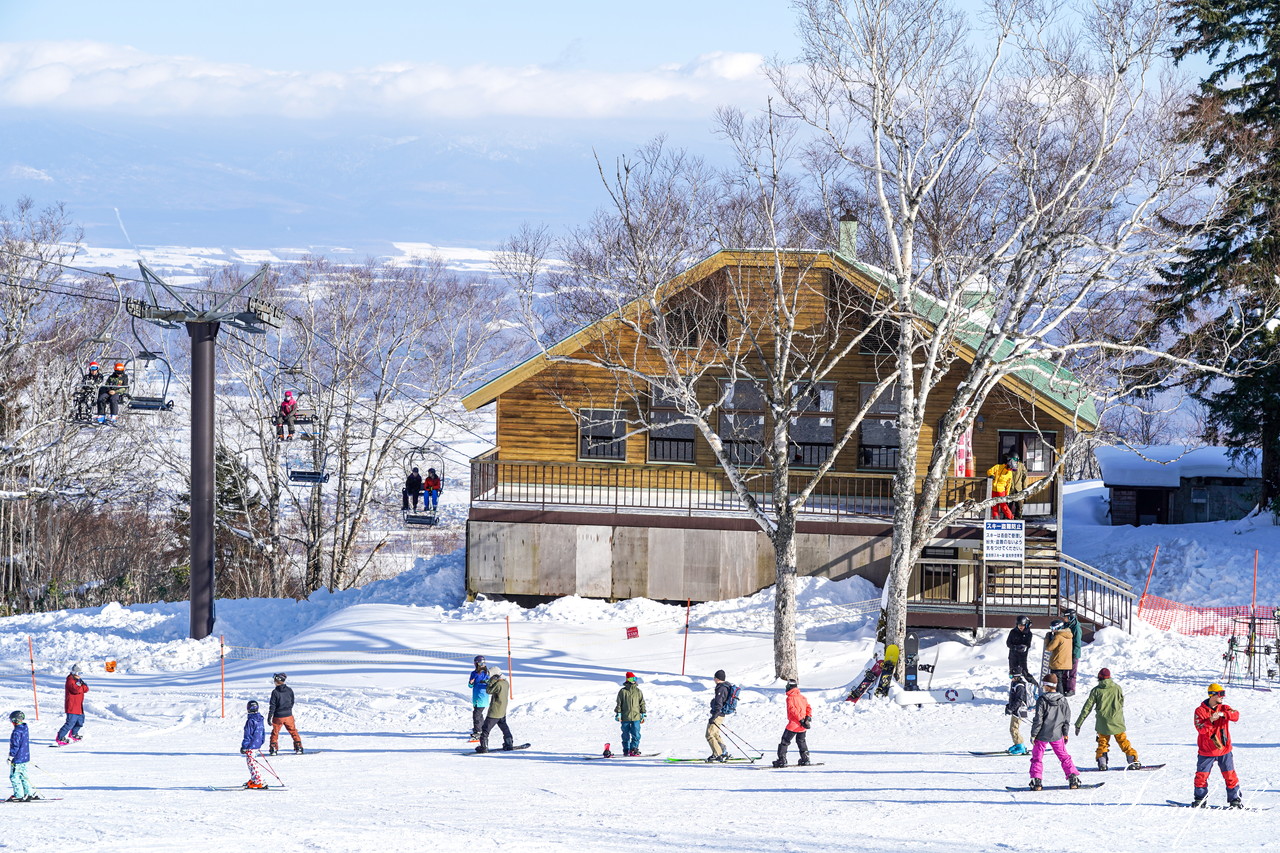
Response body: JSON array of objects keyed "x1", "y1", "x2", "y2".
[{"x1": 721, "y1": 684, "x2": 741, "y2": 715}]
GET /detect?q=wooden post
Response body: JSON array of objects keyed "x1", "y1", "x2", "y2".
[
  {"x1": 28, "y1": 636, "x2": 39, "y2": 721},
  {"x1": 681, "y1": 599, "x2": 691, "y2": 675},
  {"x1": 1137, "y1": 545, "x2": 1159, "y2": 620}
]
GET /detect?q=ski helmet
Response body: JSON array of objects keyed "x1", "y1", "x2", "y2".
[
  {"x1": 273, "y1": 673, "x2": 287, "y2": 683},
  {"x1": 113, "y1": 362, "x2": 125, "y2": 371},
  {"x1": 1016, "y1": 615, "x2": 1031, "y2": 628},
  {"x1": 785, "y1": 679, "x2": 799, "y2": 691},
  {"x1": 1049, "y1": 619, "x2": 1065, "y2": 631},
  {"x1": 473, "y1": 655, "x2": 485, "y2": 666},
  {"x1": 9, "y1": 710, "x2": 24, "y2": 724},
  {"x1": 247, "y1": 700, "x2": 259, "y2": 713},
  {"x1": 70, "y1": 664, "x2": 83, "y2": 675},
  {"x1": 88, "y1": 361, "x2": 100, "y2": 371},
  {"x1": 1062, "y1": 609, "x2": 1076, "y2": 621},
  {"x1": 488, "y1": 665, "x2": 502, "y2": 678}
]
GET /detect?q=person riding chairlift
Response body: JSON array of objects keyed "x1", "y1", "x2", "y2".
[
  {"x1": 276, "y1": 391, "x2": 297, "y2": 441},
  {"x1": 96, "y1": 362, "x2": 128, "y2": 424}
]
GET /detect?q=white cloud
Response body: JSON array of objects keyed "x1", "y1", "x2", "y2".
[
  {"x1": 7, "y1": 164, "x2": 53, "y2": 181},
  {"x1": 0, "y1": 41, "x2": 769, "y2": 120}
]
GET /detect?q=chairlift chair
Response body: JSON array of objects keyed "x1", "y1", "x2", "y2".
[
  {"x1": 273, "y1": 367, "x2": 320, "y2": 439},
  {"x1": 402, "y1": 447, "x2": 445, "y2": 526},
  {"x1": 123, "y1": 351, "x2": 175, "y2": 412},
  {"x1": 285, "y1": 435, "x2": 330, "y2": 485}
]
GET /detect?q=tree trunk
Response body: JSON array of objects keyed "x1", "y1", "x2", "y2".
[{"x1": 772, "y1": 511, "x2": 798, "y2": 681}]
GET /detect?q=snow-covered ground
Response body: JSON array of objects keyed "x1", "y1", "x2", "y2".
[{"x1": 1, "y1": 484, "x2": 1278, "y2": 852}]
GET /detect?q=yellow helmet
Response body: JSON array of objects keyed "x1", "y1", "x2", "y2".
[{"x1": 1208, "y1": 683, "x2": 1225, "y2": 694}]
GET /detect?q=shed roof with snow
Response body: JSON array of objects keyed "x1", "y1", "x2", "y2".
[{"x1": 1095, "y1": 445, "x2": 1262, "y2": 488}]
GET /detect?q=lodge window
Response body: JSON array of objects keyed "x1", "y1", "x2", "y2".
[
  {"x1": 790, "y1": 381, "x2": 835, "y2": 468},
  {"x1": 578, "y1": 408, "x2": 627, "y2": 461},
  {"x1": 648, "y1": 392, "x2": 696, "y2": 464},
  {"x1": 718, "y1": 379, "x2": 764, "y2": 467},
  {"x1": 660, "y1": 280, "x2": 728, "y2": 349},
  {"x1": 859, "y1": 382, "x2": 900, "y2": 470},
  {"x1": 999, "y1": 431, "x2": 1054, "y2": 473}
]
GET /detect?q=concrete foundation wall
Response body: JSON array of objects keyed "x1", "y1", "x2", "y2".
[{"x1": 467, "y1": 520, "x2": 892, "y2": 601}]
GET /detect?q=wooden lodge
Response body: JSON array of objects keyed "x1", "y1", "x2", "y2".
[{"x1": 462, "y1": 249, "x2": 1135, "y2": 632}]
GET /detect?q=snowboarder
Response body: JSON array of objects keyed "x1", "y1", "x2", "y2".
[
  {"x1": 241, "y1": 699, "x2": 267, "y2": 789},
  {"x1": 1063, "y1": 609, "x2": 1083, "y2": 695},
  {"x1": 986, "y1": 456, "x2": 1018, "y2": 519},
  {"x1": 7, "y1": 710, "x2": 38, "y2": 802},
  {"x1": 267, "y1": 673, "x2": 303, "y2": 756},
  {"x1": 476, "y1": 665, "x2": 514, "y2": 753},
  {"x1": 1005, "y1": 673, "x2": 1030, "y2": 755},
  {"x1": 1192, "y1": 683, "x2": 1242, "y2": 808},
  {"x1": 423, "y1": 467, "x2": 442, "y2": 512},
  {"x1": 468, "y1": 655, "x2": 490, "y2": 740},
  {"x1": 1006, "y1": 615, "x2": 1038, "y2": 685},
  {"x1": 773, "y1": 679, "x2": 812, "y2": 768},
  {"x1": 614, "y1": 672, "x2": 646, "y2": 756},
  {"x1": 55, "y1": 664, "x2": 88, "y2": 745},
  {"x1": 1028, "y1": 673, "x2": 1081, "y2": 790},
  {"x1": 275, "y1": 391, "x2": 297, "y2": 441},
  {"x1": 1045, "y1": 619, "x2": 1073, "y2": 693},
  {"x1": 403, "y1": 466, "x2": 423, "y2": 511},
  {"x1": 96, "y1": 362, "x2": 128, "y2": 424},
  {"x1": 1074, "y1": 668, "x2": 1139, "y2": 770},
  {"x1": 705, "y1": 669, "x2": 732, "y2": 762}
]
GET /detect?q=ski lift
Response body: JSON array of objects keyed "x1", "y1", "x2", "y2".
[
  {"x1": 123, "y1": 351, "x2": 175, "y2": 412},
  {"x1": 70, "y1": 279, "x2": 132, "y2": 425},
  {"x1": 285, "y1": 437, "x2": 330, "y2": 485},
  {"x1": 272, "y1": 366, "x2": 320, "y2": 440},
  {"x1": 402, "y1": 446, "x2": 445, "y2": 526}
]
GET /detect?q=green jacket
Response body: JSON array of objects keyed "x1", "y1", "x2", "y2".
[
  {"x1": 614, "y1": 682, "x2": 646, "y2": 721},
  {"x1": 1074, "y1": 677, "x2": 1126, "y2": 735},
  {"x1": 1067, "y1": 617, "x2": 1083, "y2": 659},
  {"x1": 486, "y1": 675, "x2": 510, "y2": 718}
]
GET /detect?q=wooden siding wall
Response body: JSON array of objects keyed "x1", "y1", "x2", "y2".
[{"x1": 467, "y1": 520, "x2": 893, "y2": 601}]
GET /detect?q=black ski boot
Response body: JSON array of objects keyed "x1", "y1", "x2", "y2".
[
  {"x1": 1028, "y1": 778, "x2": 1042, "y2": 791},
  {"x1": 1191, "y1": 797, "x2": 1207, "y2": 808},
  {"x1": 705, "y1": 754, "x2": 718, "y2": 763},
  {"x1": 1097, "y1": 754, "x2": 1107, "y2": 771},
  {"x1": 1126, "y1": 755, "x2": 1141, "y2": 770},
  {"x1": 1229, "y1": 798, "x2": 1244, "y2": 809},
  {"x1": 294, "y1": 745, "x2": 304, "y2": 755},
  {"x1": 474, "y1": 745, "x2": 489, "y2": 754},
  {"x1": 797, "y1": 756, "x2": 811, "y2": 767},
  {"x1": 1068, "y1": 774, "x2": 1082, "y2": 789},
  {"x1": 269, "y1": 747, "x2": 278, "y2": 756},
  {"x1": 771, "y1": 758, "x2": 787, "y2": 768}
]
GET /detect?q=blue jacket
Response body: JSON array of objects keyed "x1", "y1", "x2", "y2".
[
  {"x1": 241, "y1": 712, "x2": 265, "y2": 751},
  {"x1": 469, "y1": 668, "x2": 491, "y2": 708},
  {"x1": 9, "y1": 723, "x2": 29, "y2": 764}
]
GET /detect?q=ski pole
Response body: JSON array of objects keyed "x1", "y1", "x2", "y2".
[
  {"x1": 256, "y1": 751, "x2": 286, "y2": 787},
  {"x1": 720, "y1": 725, "x2": 763, "y2": 756},
  {"x1": 30, "y1": 763, "x2": 68, "y2": 786},
  {"x1": 717, "y1": 726, "x2": 753, "y2": 760}
]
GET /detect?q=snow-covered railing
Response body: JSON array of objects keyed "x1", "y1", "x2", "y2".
[{"x1": 1059, "y1": 554, "x2": 1135, "y2": 633}]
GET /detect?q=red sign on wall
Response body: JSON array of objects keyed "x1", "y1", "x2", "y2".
[{"x1": 625, "y1": 626, "x2": 639, "y2": 639}]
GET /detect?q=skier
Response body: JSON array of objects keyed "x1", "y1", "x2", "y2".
[
  {"x1": 1192, "y1": 683, "x2": 1242, "y2": 808},
  {"x1": 403, "y1": 466, "x2": 423, "y2": 511},
  {"x1": 1005, "y1": 673, "x2": 1030, "y2": 755},
  {"x1": 614, "y1": 671, "x2": 646, "y2": 756},
  {"x1": 476, "y1": 665, "x2": 514, "y2": 753},
  {"x1": 55, "y1": 664, "x2": 89, "y2": 746},
  {"x1": 76, "y1": 361, "x2": 103, "y2": 421},
  {"x1": 773, "y1": 679, "x2": 812, "y2": 768},
  {"x1": 705, "y1": 669, "x2": 732, "y2": 763},
  {"x1": 423, "y1": 467, "x2": 443, "y2": 512},
  {"x1": 1074, "y1": 668, "x2": 1139, "y2": 770},
  {"x1": 267, "y1": 673, "x2": 304, "y2": 756},
  {"x1": 468, "y1": 655, "x2": 490, "y2": 740},
  {"x1": 275, "y1": 391, "x2": 297, "y2": 441},
  {"x1": 7, "y1": 710, "x2": 38, "y2": 803},
  {"x1": 1045, "y1": 619, "x2": 1073, "y2": 692},
  {"x1": 1006, "y1": 615, "x2": 1038, "y2": 685},
  {"x1": 96, "y1": 362, "x2": 128, "y2": 424},
  {"x1": 986, "y1": 456, "x2": 1017, "y2": 519},
  {"x1": 1062, "y1": 610, "x2": 1083, "y2": 695},
  {"x1": 1028, "y1": 673, "x2": 1081, "y2": 790},
  {"x1": 241, "y1": 699, "x2": 267, "y2": 789}
]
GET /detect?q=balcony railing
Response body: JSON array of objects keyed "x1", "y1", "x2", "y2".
[{"x1": 470, "y1": 451, "x2": 1032, "y2": 522}]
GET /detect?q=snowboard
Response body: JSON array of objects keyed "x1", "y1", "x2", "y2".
[
  {"x1": 904, "y1": 632, "x2": 920, "y2": 691},
  {"x1": 1081, "y1": 763, "x2": 1165, "y2": 772},
  {"x1": 467, "y1": 743, "x2": 532, "y2": 755},
  {"x1": 665, "y1": 755, "x2": 761, "y2": 764},
  {"x1": 768, "y1": 763, "x2": 825, "y2": 769},
  {"x1": 846, "y1": 659, "x2": 883, "y2": 702},
  {"x1": 1038, "y1": 630, "x2": 1054, "y2": 690},
  {"x1": 969, "y1": 750, "x2": 1029, "y2": 757},
  {"x1": 873, "y1": 645, "x2": 900, "y2": 698},
  {"x1": 1165, "y1": 799, "x2": 1267, "y2": 811},
  {"x1": 1007, "y1": 782, "x2": 1104, "y2": 792},
  {"x1": 894, "y1": 687, "x2": 974, "y2": 705}
]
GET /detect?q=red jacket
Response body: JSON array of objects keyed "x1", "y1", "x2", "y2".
[
  {"x1": 1194, "y1": 699, "x2": 1237, "y2": 756},
  {"x1": 785, "y1": 687, "x2": 812, "y2": 733},
  {"x1": 64, "y1": 674, "x2": 88, "y2": 714},
  {"x1": 423, "y1": 474, "x2": 442, "y2": 491}
]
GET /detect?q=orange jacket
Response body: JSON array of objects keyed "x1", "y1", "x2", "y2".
[
  {"x1": 64, "y1": 674, "x2": 88, "y2": 714},
  {"x1": 1195, "y1": 700, "x2": 1237, "y2": 756},
  {"x1": 785, "y1": 687, "x2": 812, "y2": 733}
]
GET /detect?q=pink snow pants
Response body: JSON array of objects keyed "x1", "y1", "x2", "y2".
[{"x1": 1030, "y1": 738, "x2": 1078, "y2": 780}]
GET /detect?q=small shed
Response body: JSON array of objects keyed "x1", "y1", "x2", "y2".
[{"x1": 1095, "y1": 445, "x2": 1262, "y2": 526}]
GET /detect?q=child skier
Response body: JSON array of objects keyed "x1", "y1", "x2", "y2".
[
  {"x1": 1028, "y1": 673, "x2": 1081, "y2": 790},
  {"x1": 476, "y1": 666, "x2": 514, "y2": 753},
  {"x1": 1074, "y1": 668, "x2": 1139, "y2": 770},
  {"x1": 55, "y1": 663, "x2": 89, "y2": 746},
  {"x1": 614, "y1": 672, "x2": 647, "y2": 756},
  {"x1": 8, "y1": 710, "x2": 38, "y2": 802},
  {"x1": 1005, "y1": 673, "x2": 1030, "y2": 755},
  {"x1": 773, "y1": 679, "x2": 812, "y2": 768},
  {"x1": 241, "y1": 699, "x2": 267, "y2": 789},
  {"x1": 267, "y1": 673, "x2": 304, "y2": 756},
  {"x1": 468, "y1": 655, "x2": 490, "y2": 740},
  {"x1": 1192, "y1": 683, "x2": 1242, "y2": 808}
]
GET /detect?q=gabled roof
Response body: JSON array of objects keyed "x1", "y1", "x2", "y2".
[{"x1": 462, "y1": 249, "x2": 1099, "y2": 429}]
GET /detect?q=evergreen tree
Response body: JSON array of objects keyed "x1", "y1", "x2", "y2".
[{"x1": 1160, "y1": 0, "x2": 1280, "y2": 510}]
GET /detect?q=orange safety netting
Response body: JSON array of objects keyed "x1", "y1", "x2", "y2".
[{"x1": 1137, "y1": 595, "x2": 1279, "y2": 637}]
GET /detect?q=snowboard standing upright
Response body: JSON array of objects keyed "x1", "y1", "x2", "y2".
[
  {"x1": 874, "y1": 644, "x2": 900, "y2": 698},
  {"x1": 904, "y1": 633, "x2": 920, "y2": 691},
  {"x1": 846, "y1": 659, "x2": 883, "y2": 702},
  {"x1": 1037, "y1": 630, "x2": 1053, "y2": 694}
]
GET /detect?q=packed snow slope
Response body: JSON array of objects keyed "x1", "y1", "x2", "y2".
[{"x1": 0, "y1": 484, "x2": 1277, "y2": 853}]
